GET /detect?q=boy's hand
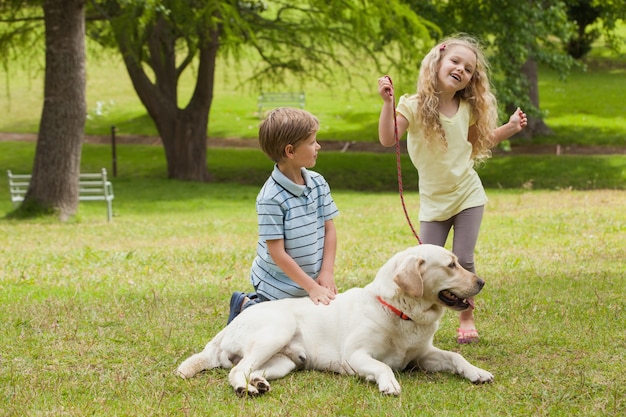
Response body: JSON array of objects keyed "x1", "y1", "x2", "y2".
[
  {"x1": 317, "y1": 271, "x2": 337, "y2": 295},
  {"x1": 308, "y1": 285, "x2": 336, "y2": 305}
]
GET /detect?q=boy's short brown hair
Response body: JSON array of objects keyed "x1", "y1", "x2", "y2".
[{"x1": 259, "y1": 107, "x2": 320, "y2": 162}]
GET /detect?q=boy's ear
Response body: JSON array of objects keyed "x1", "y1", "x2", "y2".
[{"x1": 285, "y1": 144, "x2": 295, "y2": 158}]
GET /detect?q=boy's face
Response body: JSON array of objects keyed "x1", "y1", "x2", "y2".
[{"x1": 290, "y1": 132, "x2": 321, "y2": 168}]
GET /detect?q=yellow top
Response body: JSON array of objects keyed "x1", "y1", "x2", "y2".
[{"x1": 397, "y1": 94, "x2": 487, "y2": 221}]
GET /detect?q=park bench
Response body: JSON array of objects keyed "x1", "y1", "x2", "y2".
[
  {"x1": 7, "y1": 168, "x2": 115, "y2": 222},
  {"x1": 257, "y1": 91, "x2": 306, "y2": 117}
]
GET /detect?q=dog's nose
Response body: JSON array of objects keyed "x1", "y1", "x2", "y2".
[{"x1": 476, "y1": 278, "x2": 485, "y2": 289}]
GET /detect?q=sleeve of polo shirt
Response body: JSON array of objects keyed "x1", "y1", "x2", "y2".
[
  {"x1": 257, "y1": 198, "x2": 285, "y2": 241},
  {"x1": 321, "y1": 179, "x2": 339, "y2": 221}
]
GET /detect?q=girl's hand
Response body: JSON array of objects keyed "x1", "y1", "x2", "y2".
[
  {"x1": 378, "y1": 76, "x2": 394, "y2": 102},
  {"x1": 509, "y1": 107, "x2": 528, "y2": 131}
]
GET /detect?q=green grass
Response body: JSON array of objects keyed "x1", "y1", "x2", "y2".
[
  {"x1": 1, "y1": 141, "x2": 625, "y2": 192},
  {"x1": 0, "y1": 142, "x2": 625, "y2": 415},
  {"x1": 0, "y1": 174, "x2": 624, "y2": 415},
  {"x1": 537, "y1": 65, "x2": 626, "y2": 146}
]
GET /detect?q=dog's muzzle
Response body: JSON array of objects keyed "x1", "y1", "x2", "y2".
[{"x1": 438, "y1": 278, "x2": 484, "y2": 311}]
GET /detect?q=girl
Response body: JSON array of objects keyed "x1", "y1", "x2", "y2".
[{"x1": 377, "y1": 35, "x2": 527, "y2": 344}]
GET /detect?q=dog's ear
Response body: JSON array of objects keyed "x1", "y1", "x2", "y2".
[{"x1": 394, "y1": 255, "x2": 424, "y2": 298}]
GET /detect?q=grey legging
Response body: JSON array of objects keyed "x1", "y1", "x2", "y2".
[{"x1": 419, "y1": 205, "x2": 484, "y2": 274}]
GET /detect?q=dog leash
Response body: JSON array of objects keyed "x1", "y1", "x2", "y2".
[{"x1": 385, "y1": 75, "x2": 422, "y2": 244}]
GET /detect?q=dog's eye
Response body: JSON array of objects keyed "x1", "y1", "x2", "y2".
[{"x1": 448, "y1": 262, "x2": 456, "y2": 269}]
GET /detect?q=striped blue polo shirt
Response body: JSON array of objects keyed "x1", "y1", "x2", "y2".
[{"x1": 250, "y1": 165, "x2": 339, "y2": 300}]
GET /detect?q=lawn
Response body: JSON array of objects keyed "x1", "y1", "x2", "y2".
[
  {"x1": 0, "y1": 142, "x2": 625, "y2": 416},
  {"x1": 0, "y1": 178, "x2": 624, "y2": 415}
]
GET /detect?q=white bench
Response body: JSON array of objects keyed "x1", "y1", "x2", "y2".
[
  {"x1": 257, "y1": 92, "x2": 306, "y2": 117},
  {"x1": 7, "y1": 168, "x2": 115, "y2": 222}
]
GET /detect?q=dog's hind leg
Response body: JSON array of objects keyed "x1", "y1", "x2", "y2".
[
  {"x1": 255, "y1": 353, "x2": 300, "y2": 380},
  {"x1": 229, "y1": 350, "x2": 295, "y2": 396},
  {"x1": 177, "y1": 340, "x2": 228, "y2": 379},
  {"x1": 228, "y1": 327, "x2": 298, "y2": 396},
  {"x1": 177, "y1": 352, "x2": 213, "y2": 379},
  {"x1": 239, "y1": 354, "x2": 300, "y2": 397}
]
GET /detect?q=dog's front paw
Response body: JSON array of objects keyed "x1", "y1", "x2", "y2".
[
  {"x1": 467, "y1": 367, "x2": 494, "y2": 384},
  {"x1": 234, "y1": 376, "x2": 271, "y2": 398},
  {"x1": 250, "y1": 376, "x2": 271, "y2": 394},
  {"x1": 378, "y1": 375, "x2": 402, "y2": 395}
]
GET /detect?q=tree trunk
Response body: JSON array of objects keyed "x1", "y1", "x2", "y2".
[
  {"x1": 509, "y1": 58, "x2": 553, "y2": 139},
  {"x1": 22, "y1": 0, "x2": 86, "y2": 220},
  {"x1": 113, "y1": 15, "x2": 218, "y2": 182},
  {"x1": 160, "y1": 108, "x2": 211, "y2": 181}
]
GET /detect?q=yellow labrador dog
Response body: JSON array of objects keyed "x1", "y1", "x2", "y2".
[{"x1": 177, "y1": 244, "x2": 493, "y2": 396}]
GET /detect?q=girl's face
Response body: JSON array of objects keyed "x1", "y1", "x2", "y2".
[
  {"x1": 292, "y1": 132, "x2": 321, "y2": 168},
  {"x1": 436, "y1": 45, "x2": 477, "y2": 93}
]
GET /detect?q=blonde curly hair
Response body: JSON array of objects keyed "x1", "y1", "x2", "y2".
[{"x1": 415, "y1": 35, "x2": 498, "y2": 162}]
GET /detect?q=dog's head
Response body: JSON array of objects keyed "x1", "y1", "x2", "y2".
[{"x1": 378, "y1": 244, "x2": 484, "y2": 312}]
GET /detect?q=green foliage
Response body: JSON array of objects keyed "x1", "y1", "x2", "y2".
[
  {"x1": 563, "y1": 0, "x2": 626, "y2": 58},
  {"x1": 589, "y1": 0, "x2": 626, "y2": 54},
  {"x1": 566, "y1": 0, "x2": 604, "y2": 58},
  {"x1": 89, "y1": 0, "x2": 433, "y2": 92},
  {"x1": 407, "y1": 0, "x2": 578, "y2": 117},
  {"x1": 0, "y1": 2, "x2": 44, "y2": 64}
]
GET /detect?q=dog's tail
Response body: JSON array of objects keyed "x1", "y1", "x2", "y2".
[{"x1": 176, "y1": 340, "x2": 222, "y2": 379}]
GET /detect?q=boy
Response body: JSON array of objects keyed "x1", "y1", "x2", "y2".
[{"x1": 228, "y1": 107, "x2": 339, "y2": 324}]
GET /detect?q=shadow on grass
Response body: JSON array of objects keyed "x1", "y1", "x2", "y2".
[
  {"x1": 478, "y1": 155, "x2": 626, "y2": 190},
  {"x1": 1, "y1": 144, "x2": 624, "y2": 210},
  {"x1": 530, "y1": 124, "x2": 626, "y2": 147}
]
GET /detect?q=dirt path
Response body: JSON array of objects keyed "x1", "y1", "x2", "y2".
[{"x1": 1, "y1": 132, "x2": 624, "y2": 155}]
